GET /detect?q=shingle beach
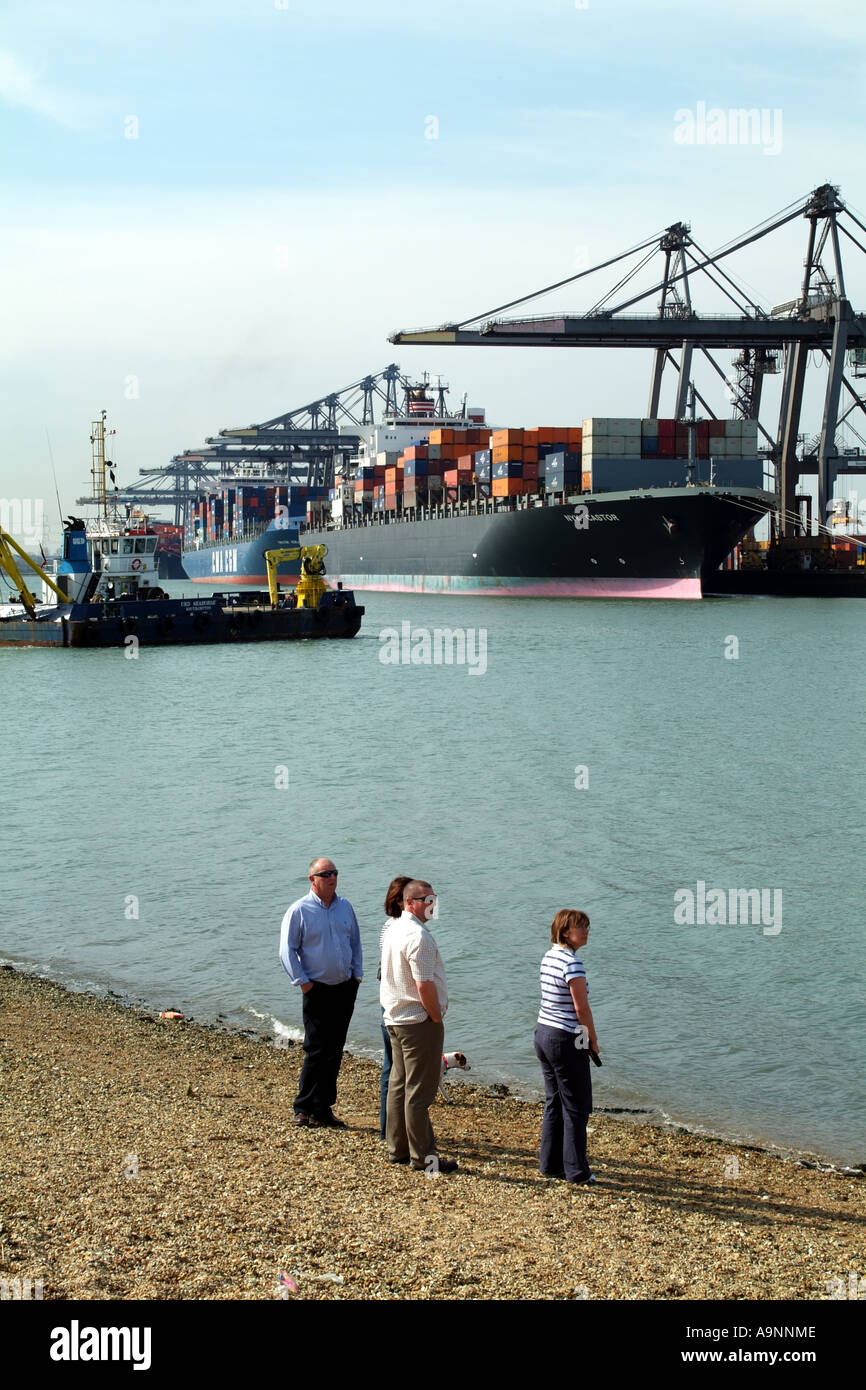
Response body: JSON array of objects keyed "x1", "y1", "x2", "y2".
[{"x1": 1, "y1": 967, "x2": 863, "y2": 1302}]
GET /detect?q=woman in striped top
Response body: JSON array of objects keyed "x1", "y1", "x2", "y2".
[{"x1": 534, "y1": 909, "x2": 599, "y2": 1185}]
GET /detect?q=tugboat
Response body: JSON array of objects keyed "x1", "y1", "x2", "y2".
[{"x1": 0, "y1": 414, "x2": 363, "y2": 647}]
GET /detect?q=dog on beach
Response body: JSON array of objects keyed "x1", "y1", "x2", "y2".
[{"x1": 438, "y1": 1051, "x2": 470, "y2": 1103}]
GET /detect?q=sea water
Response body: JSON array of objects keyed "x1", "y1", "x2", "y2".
[{"x1": 1, "y1": 587, "x2": 864, "y2": 1165}]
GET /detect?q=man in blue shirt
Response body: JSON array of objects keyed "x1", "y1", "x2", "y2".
[{"x1": 279, "y1": 856, "x2": 363, "y2": 1128}]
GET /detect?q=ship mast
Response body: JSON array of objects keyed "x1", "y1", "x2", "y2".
[{"x1": 89, "y1": 411, "x2": 117, "y2": 523}]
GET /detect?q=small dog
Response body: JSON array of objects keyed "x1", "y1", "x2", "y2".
[{"x1": 438, "y1": 1051, "x2": 470, "y2": 1102}]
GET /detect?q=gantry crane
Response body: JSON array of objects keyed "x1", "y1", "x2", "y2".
[{"x1": 391, "y1": 184, "x2": 866, "y2": 537}]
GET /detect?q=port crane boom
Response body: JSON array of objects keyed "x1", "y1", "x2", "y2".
[{"x1": 391, "y1": 184, "x2": 866, "y2": 534}]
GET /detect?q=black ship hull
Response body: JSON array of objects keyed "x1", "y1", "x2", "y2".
[
  {"x1": 0, "y1": 591, "x2": 364, "y2": 647},
  {"x1": 297, "y1": 487, "x2": 773, "y2": 599}
]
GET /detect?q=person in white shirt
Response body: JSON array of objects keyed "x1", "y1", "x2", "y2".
[{"x1": 379, "y1": 879, "x2": 458, "y2": 1174}]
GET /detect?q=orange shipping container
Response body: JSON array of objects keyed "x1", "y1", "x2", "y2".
[
  {"x1": 492, "y1": 477, "x2": 525, "y2": 497},
  {"x1": 567, "y1": 428, "x2": 583, "y2": 445},
  {"x1": 491, "y1": 428, "x2": 524, "y2": 449},
  {"x1": 493, "y1": 445, "x2": 522, "y2": 464},
  {"x1": 523, "y1": 446, "x2": 538, "y2": 463}
]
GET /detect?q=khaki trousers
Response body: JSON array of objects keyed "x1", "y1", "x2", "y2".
[{"x1": 385, "y1": 1017, "x2": 444, "y2": 1163}]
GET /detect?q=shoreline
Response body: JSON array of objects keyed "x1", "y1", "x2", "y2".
[
  {"x1": 4, "y1": 955, "x2": 861, "y2": 1175},
  {"x1": 1, "y1": 964, "x2": 863, "y2": 1302}
]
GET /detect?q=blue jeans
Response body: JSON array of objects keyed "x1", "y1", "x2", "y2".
[
  {"x1": 379, "y1": 1006, "x2": 392, "y2": 1140},
  {"x1": 534, "y1": 1023, "x2": 593, "y2": 1182}
]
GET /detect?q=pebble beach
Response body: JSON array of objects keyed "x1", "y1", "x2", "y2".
[{"x1": 1, "y1": 967, "x2": 863, "y2": 1303}]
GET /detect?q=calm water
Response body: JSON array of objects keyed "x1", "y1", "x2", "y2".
[{"x1": 2, "y1": 587, "x2": 864, "y2": 1165}]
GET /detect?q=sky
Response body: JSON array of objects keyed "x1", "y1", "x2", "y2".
[{"x1": 1, "y1": 0, "x2": 865, "y2": 533}]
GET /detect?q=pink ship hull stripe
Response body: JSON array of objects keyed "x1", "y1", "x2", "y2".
[{"x1": 328, "y1": 575, "x2": 702, "y2": 600}]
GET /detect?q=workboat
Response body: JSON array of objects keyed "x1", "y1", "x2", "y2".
[{"x1": 0, "y1": 415, "x2": 363, "y2": 647}]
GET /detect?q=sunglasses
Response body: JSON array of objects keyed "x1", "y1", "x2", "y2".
[
  {"x1": 313, "y1": 870, "x2": 338, "y2": 879},
  {"x1": 410, "y1": 894, "x2": 436, "y2": 903}
]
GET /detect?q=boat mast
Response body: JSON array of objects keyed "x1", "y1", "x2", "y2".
[{"x1": 90, "y1": 411, "x2": 117, "y2": 525}]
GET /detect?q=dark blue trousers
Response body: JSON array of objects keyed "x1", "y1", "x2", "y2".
[
  {"x1": 294, "y1": 978, "x2": 359, "y2": 1118},
  {"x1": 534, "y1": 1023, "x2": 593, "y2": 1182},
  {"x1": 379, "y1": 1006, "x2": 392, "y2": 1140}
]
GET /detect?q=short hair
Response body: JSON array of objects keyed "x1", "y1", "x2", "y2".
[
  {"x1": 384, "y1": 875, "x2": 412, "y2": 919},
  {"x1": 403, "y1": 880, "x2": 432, "y2": 907},
  {"x1": 550, "y1": 909, "x2": 590, "y2": 945},
  {"x1": 309, "y1": 857, "x2": 333, "y2": 875}
]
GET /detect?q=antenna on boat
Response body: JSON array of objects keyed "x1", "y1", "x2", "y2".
[{"x1": 45, "y1": 428, "x2": 64, "y2": 534}]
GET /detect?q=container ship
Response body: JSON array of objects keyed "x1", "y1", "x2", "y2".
[{"x1": 182, "y1": 390, "x2": 774, "y2": 599}]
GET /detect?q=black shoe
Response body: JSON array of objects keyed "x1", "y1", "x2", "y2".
[
  {"x1": 292, "y1": 1112, "x2": 310, "y2": 1127},
  {"x1": 388, "y1": 1155, "x2": 410, "y2": 1165},
  {"x1": 315, "y1": 1111, "x2": 348, "y2": 1129},
  {"x1": 410, "y1": 1156, "x2": 459, "y2": 1174}
]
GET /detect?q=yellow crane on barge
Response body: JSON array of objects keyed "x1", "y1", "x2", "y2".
[{"x1": 0, "y1": 526, "x2": 69, "y2": 618}]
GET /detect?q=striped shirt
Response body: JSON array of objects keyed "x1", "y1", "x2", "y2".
[
  {"x1": 380, "y1": 910, "x2": 448, "y2": 1026},
  {"x1": 538, "y1": 945, "x2": 587, "y2": 1033}
]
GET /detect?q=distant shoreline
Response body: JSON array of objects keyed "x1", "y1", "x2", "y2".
[{"x1": 1, "y1": 963, "x2": 863, "y2": 1302}]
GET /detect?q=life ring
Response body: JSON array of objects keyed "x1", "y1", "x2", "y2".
[{"x1": 131, "y1": 558, "x2": 143, "y2": 571}]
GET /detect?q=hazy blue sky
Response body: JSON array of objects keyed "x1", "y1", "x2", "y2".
[{"x1": 2, "y1": 0, "x2": 864, "y2": 518}]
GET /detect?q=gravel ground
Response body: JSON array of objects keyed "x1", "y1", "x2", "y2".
[{"x1": 1, "y1": 966, "x2": 863, "y2": 1302}]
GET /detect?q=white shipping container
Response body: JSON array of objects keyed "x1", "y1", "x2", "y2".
[
  {"x1": 641, "y1": 419, "x2": 660, "y2": 435},
  {"x1": 583, "y1": 417, "x2": 611, "y2": 437},
  {"x1": 606, "y1": 417, "x2": 641, "y2": 434},
  {"x1": 608, "y1": 436, "x2": 626, "y2": 454}
]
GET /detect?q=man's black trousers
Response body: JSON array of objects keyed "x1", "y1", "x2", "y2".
[{"x1": 294, "y1": 977, "x2": 359, "y2": 1118}]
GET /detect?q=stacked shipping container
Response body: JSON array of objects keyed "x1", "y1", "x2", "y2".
[{"x1": 186, "y1": 417, "x2": 766, "y2": 545}]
